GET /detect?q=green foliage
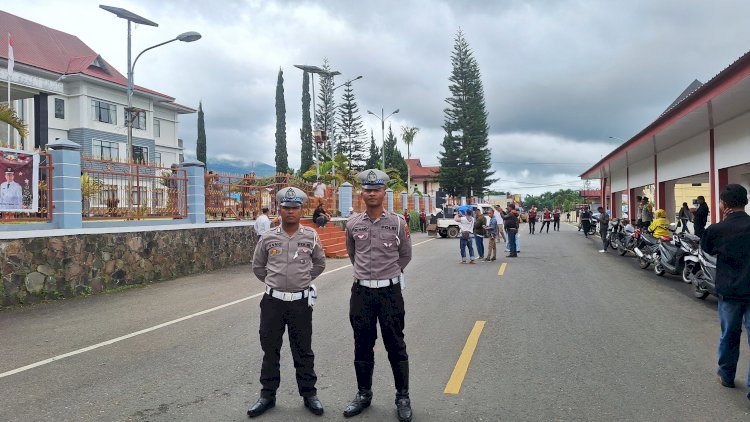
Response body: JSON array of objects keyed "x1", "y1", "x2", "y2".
[
  {"x1": 400, "y1": 126, "x2": 419, "y2": 159},
  {"x1": 0, "y1": 104, "x2": 29, "y2": 140},
  {"x1": 300, "y1": 71, "x2": 314, "y2": 177},
  {"x1": 364, "y1": 130, "x2": 381, "y2": 170},
  {"x1": 315, "y1": 58, "x2": 337, "y2": 161},
  {"x1": 522, "y1": 189, "x2": 582, "y2": 212},
  {"x1": 197, "y1": 102, "x2": 207, "y2": 168},
  {"x1": 302, "y1": 154, "x2": 359, "y2": 187},
  {"x1": 385, "y1": 167, "x2": 406, "y2": 192},
  {"x1": 438, "y1": 29, "x2": 495, "y2": 197},
  {"x1": 407, "y1": 210, "x2": 421, "y2": 233},
  {"x1": 337, "y1": 81, "x2": 367, "y2": 169},
  {"x1": 274, "y1": 68, "x2": 289, "y2": 173},
  {"x1": 384, "y1": 125, "x2": 408, "y2": 183}
]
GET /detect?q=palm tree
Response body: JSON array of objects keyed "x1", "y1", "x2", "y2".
[
  {"x1": 0, "y1": 104, "x2": 29, "y2": 145},
  {"x1": 400, "y1": 126, "x2": 419, "y2": 193}
]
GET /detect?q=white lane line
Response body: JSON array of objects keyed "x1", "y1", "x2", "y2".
[{"x1": 0, "y1": 238, "x2": 434, "y2": 379}]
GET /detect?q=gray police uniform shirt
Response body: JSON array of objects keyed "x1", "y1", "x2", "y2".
[
  {"x1": 252, "y1": 226, "x2": 326, "y2": 292},
  {"x1": 0, "y1": 181, "x2": 23, "y2": 209},
  {"x1": 346, "y1": 210, "x2": 412, "y2": 280}
]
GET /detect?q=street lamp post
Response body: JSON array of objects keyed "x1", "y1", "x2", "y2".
[
  {"x1": 367, "y1": 108, "x2": 399, "y2": 170},
  {"x1": 101, "y1": 5, "x2": 200, "y2": 217}
]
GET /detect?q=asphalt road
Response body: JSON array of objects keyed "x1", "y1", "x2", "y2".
[{"x1": 1, "y1": 222, "x2": 749, "y2": 421}]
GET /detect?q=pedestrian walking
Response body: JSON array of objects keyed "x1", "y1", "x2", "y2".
[
  {"x1": 248, "y1": 187, "x2": 326, "y2": 418},
  {"x1": 456, "y1": 209, "x2": 476, "y2": 263},
  {"x1": 694, "y1": 195, "x2": 710, "y2": 238},
  {"x1": 344, "y1": 169, "x2": 413, "y2": 422},
  {"x1": 640, "y1": 197, "x2": 654, "y2": 229},
  {"x1": 474, "y1": 208, "x2": 487, "y2": 260},
  {"x1": 678, "y1": 202, "x2": 692, "y2": 233},
  {"x1": 553, "y1": 207, "x2": 561, "y2": 231},
  {"x1": 635, "y1": 195, "x2": 643, "y2": 228},
  {"x1": 502, "y1": 204, "x2": 519, "y2": 257},
  {"x1": 528, "y1": 206, "x2": 537, "y2": 234},
  {"x1": 566, "y1": 211, "x2": 571, "y2": 223},
  {"x1": 484, "y1": 208, "x2": 505, "y2": 261},
  {"x1": 419, "y1": 210, "x2": 427, "y2": 233},
  {"x1": 701, "y1": 184, "x2": 750, "y2": 396},
  {"x1": 597, "y1": 206, "x2": 610, "y2": 253},
  {"x1": 540, "y1": 207, "x2": 552, "y2": 233},
  {"x1": 580, "y1": 206, "x2": 592, "y2": 238}
]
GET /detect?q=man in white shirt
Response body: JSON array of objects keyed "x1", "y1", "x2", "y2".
[
  {"x1": 255, "y1": 207, "x2": 271, "y2": 239},
  {"x1": 313, "y1": 178, "x2": 326, "y2": 200},
  {"x1": 0, "y1": 168, "x2": 23, "y2": 210},
  {"x1": 454, "y1": 209, "x2": 476, "y2": 264}
]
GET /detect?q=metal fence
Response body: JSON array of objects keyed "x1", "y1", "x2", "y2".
[
  {"x1": 0, "y1": 151, "x2": 53, "y2": 224},
  {"x1": 81, "y1": 157, "x2": 188, "y2": 220}
]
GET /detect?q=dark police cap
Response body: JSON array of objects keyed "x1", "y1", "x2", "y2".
[
  {"x1": 357, "y1": 169, "x2": 389, "y2": 189},
  {"x1": 277, "y1": 187, "x2": 307, "y2": 208}
]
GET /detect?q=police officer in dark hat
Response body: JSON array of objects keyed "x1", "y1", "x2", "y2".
[
  {"x1": 248, "y1": 187, "x2": 326, "y2": 418},
  {"x1": 343, "y1": 169, "x2": 413, "y2": 421}
]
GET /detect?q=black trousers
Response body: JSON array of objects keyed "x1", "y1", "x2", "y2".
[
  {"x1": 553, "y1": 219, "x2": 560, "y2": 230},
  {"x1": 350, "y1": 283, "x2": 408, "y2": 363},
  {"x1": 529, "y1": 219, "x2": 536, "y2": 233},
  {"x1": 258, "y1": 294, "x2": 317, "y2": 399},
  {"x1": 419, "y1": 220, "x2": 426, "y2": 232},
  {"x1": 540, "y1": 220, "x2": 551, "y2": 233}
]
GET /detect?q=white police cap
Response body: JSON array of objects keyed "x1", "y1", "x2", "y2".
[
  {"x1": 277, "y1": 187, "x2": 307, "y2": 207},
  {"x1": 357, "y1": 169, "x2": 389, "y2": 189}
]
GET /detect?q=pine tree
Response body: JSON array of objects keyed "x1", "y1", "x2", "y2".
[
  {"x1": 315, "y1": 58, "x2": 337, "y2": 162},
  {"x1": 274, "y1": 68, "x2": 288, "y2": 173},
  {"x1": 196, "y1": 102, "x2": 207, "y2": 168},
  {"x1": 337, "y1": 81, "x2": 366, "y2": 169},
  {"x1": 365, "y1": 130, "x2": 380, "y2": 170},
  {"x1": 300, "y1": 71, "x2": 313, "y2": 176},
  {"x1": 438, "y1": 29, "x2": 495, "y2": 197},
  {"x1": 384, "y1": 124, "x2": 408, "y2": 183}
]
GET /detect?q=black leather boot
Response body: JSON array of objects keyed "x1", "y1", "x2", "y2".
[
  {"x1": 391, "y1": 360, "x2": 412, "y2": 422},
  {"x1": 343, "y1": 361, "x2": 374, "y2": 417}
]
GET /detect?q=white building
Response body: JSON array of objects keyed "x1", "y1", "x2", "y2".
[{"x1": 0, "y1": 10, "x2": 194, "y2": 167}]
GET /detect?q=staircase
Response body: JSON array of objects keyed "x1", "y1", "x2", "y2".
[{"x1": 300, "y1": 219, "x2": 349, "y2": 258}]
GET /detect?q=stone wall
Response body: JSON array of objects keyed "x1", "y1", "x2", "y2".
[{"x1": 1, "y1": 226, "x2": 257, "y2": 307}]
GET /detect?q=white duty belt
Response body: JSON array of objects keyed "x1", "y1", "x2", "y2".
[
  {"x1": 357, "y1": 274, "x2": 405, "y2": 289},
  {"x1": 265, "y1": 285, "x2": 309, "y2": 302}
]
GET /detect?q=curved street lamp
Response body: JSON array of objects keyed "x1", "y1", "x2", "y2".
[{"x1": 367, "y1": 108, "x2": 399, "y2": 170}]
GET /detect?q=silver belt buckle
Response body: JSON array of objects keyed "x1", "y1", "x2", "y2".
[{"x1": 282, "y1": 292, "x2": 294, "y2": 301}]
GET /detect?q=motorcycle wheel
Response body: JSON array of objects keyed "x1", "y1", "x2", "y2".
[
  {"x1": 693, "y1": 270, "x2": 710, "y2": 299},
  {"x1": 638, "y1": 256, "x2": 650, "y2": 269},
  {"x1": 682, "y1": 262, "x2": 694, "y2": 283},
  {"x1": 654, "y1": 261, "x2": 665, "y2": 276},
  {"x1": 618, "y1": 246, "x2": 628, "y2": 256}
]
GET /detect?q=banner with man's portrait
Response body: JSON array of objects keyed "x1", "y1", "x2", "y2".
[{"x1": 0, "y1": 147, "x2": 39, "y2": 212}]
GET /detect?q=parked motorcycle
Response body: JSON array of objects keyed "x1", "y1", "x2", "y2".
[
  {"x1": 633, "y1": 228, "x2": 660, "y2": 269},
  {"x1": 616, "y1": 221, "x2": 638, "y2": 256},
  {"x1": 678, "y1": 233, "x2": 701, "y2": 283},
  {"x1": 653, "y1": 225, "x2": 688, "y2": 277},
  {"x1": 685, "y1": 247, "x2": 717, "y2": 300},
  {"x1": 607, "y1": 218, "x2": 625, "y2": 251}
]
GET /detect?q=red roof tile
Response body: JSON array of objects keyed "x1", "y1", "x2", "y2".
[
  {"x1": 1, "y1": 10, "x2": 175, "y2": 101},
  {"x1": 406, "y1": 159, "x2": 440, "y2": 179}
]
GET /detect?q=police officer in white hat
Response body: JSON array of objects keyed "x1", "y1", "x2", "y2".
[
  {"x1": 0, "y1": 168, "x2": 23, "y2": 210},
  {"x1": 248, "y1": 186, "x2": 326, "y2": 418},
  {"x1": 343, "y1": 169, "x2": 413, "y2": 421}
]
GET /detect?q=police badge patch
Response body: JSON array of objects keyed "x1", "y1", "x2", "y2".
[
  {"x1": 270, "y1": 248, "x2": 282, "y2": 255},
  {"x1": 366, "y1": 170, "x2": 377, "y2": 183}
]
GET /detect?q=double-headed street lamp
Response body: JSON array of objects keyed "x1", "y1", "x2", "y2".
[
  {"x1": 367, "y1": 108, "x2": 399, "y2": 170},
  {"x1": 100, "y1": 5, "x2": 201, "y2": 217}
]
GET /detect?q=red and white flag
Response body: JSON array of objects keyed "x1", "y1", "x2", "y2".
[{"x1": 7, "y1": 33, "x2": 14, "y2": 75}]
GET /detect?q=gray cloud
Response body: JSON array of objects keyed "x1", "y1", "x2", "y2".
[{"x1": 7, "y1": 0, "x2": 750, "y2": 193}]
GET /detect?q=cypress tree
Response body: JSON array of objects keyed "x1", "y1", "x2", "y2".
[
  {"x1": 438, "y1": 30, "x2": 495, "y2": 197},
  {"x1": 274, "y1": 68, "x2": 288, "y2": 173},
  {"x1": 196, "y1": 101, "x2": 207, "y2": 168},
  {"x1": 300, "y1": 71, "x2": 313, "y2": 176},
  {"x1": 384, "y1": 124, "x2": 408, "y2": 182},
  {"x1": 365, "y1": 130, "x2": 380, "y2": 170},
  {"x1": 337, "y1": 81, "x2": 366, "y2": 169},
  {"x1": 315, "y1": 58, "x2": 337, "y2": 161}
]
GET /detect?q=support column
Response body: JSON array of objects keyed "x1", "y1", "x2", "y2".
[
  {"x1": 34, "y1": 94, "x2": 50, "y2": 150},
  {"x1": 181, "y1": 160, "x2": 206, "y2": 224},
  {"x1": 48, "y1": 139, "x2": 82, "y2": 229},
  {"x1": 424, "y1": 195, "x2": 430, "y2": 214},
  {"x1": 400, "y1": 191, "x2": 407, "y2": 211},
  {"x1": 339, "y1": 182, "x2": 353, "y2": 217},
  {"x1": 386, "y1": 188, "x2": 394, "y2": 213},
  {"x1": 709, "y1": 129, "x2": 717, "y2": 224},
  {"x1": 413, "y1": 194, "x2": 420, "y2": 213}
]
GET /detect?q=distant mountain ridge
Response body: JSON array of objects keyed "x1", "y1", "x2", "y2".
[{"x1": 184, "y1": 153, "x2": 276, "y2": 176}]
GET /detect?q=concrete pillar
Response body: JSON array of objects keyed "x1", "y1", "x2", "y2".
[
  {"x1": 424, "y1": 195, "x2": 430, "y2": 214},
  {"x1": 461, "y1": 196, "x2": 467, "y2": 206},
  {"x1": 48, "y1": 139, "x2": 82, "y2": 229},
  {"x1": 400, "y1": 192, "x2": 408, "y2": 211},
  {"x1": 339, "y1": 182, "x2": 353, "y2": 217},
  {"x1": 413, "y1": 194, "x2": 420, "y2": 213},
  {"x1": 181, "y1": 160, "x2": 206, "y2": 224},
  {"x1": 386, "y1": 188, "x2": 394, "y2": 213}
]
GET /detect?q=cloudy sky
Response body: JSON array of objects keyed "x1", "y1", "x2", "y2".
[{"x1": 6, "y1": 0, "x2": 750, "y2": 194}]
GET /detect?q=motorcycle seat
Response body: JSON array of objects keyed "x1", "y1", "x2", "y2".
[{"x1": 659, "y1": 235, "x2": 673, "y2": 242}]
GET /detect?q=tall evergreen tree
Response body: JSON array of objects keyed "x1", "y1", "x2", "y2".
[
  {"x1": 300, "y1": 71, "x2": 313, "y2": 176},
  {"x1": 438, "y1": 30, "x2": 495, "y2": 197},
  {"x1": 274, "y1": 68, "x2": 288, "y2": 173},
  {"x1": 384, "y1": 124, "x2": 408, "y2": 182},
  {"x1": 196, "y1": 102, "x2": 207, "y2": 168},
  {"x1": 337, "y1": 81, "x2": 366, "y2": 169},
  {"x1": 365, "y1": 130, "x2": 380, "y2": 170},
  {"x1": 315, "y1": 58, "x2": 337, "y2": 162}
]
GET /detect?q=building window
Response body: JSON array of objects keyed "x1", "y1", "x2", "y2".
[
  {"x1": 153, "y1": 118, "x2": 161, "y2": 137},
  {"x1": 91, "y1": 100, "x2": 117, "y2": 124},
  {"x1": 179, "y1": 153, "x2": 184, "y2": 163},
  {"x1": 125, "y1": 109, "x2": 147, "y2": 130},
  {"x1": 55, "y1": 98, "x2": 65, "y2": 119},
  {"x1": 92, "y1": 139, "x2": 120, "y2": 161},
  {"x1": 154, "y1": 152, "x2": 162, "y2": 167},
  {"x1": 132, "y1": 145, "x2": 149, "y2": 164}
]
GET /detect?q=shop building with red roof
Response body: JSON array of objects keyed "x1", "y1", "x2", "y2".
[{"x1": 1, "y1": 10, "x2": 195, "y2": 166}]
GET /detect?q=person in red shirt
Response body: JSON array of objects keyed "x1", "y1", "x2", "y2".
[
  {"x1": 528, "y1": 206, "x2": 537, "y2": 234},
  {"x1": 418, "y1": 210, "x2": 427, "y2": 232},
  {"x1": 540, "y1": 207, "x2": 552, "y2": 233}
]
